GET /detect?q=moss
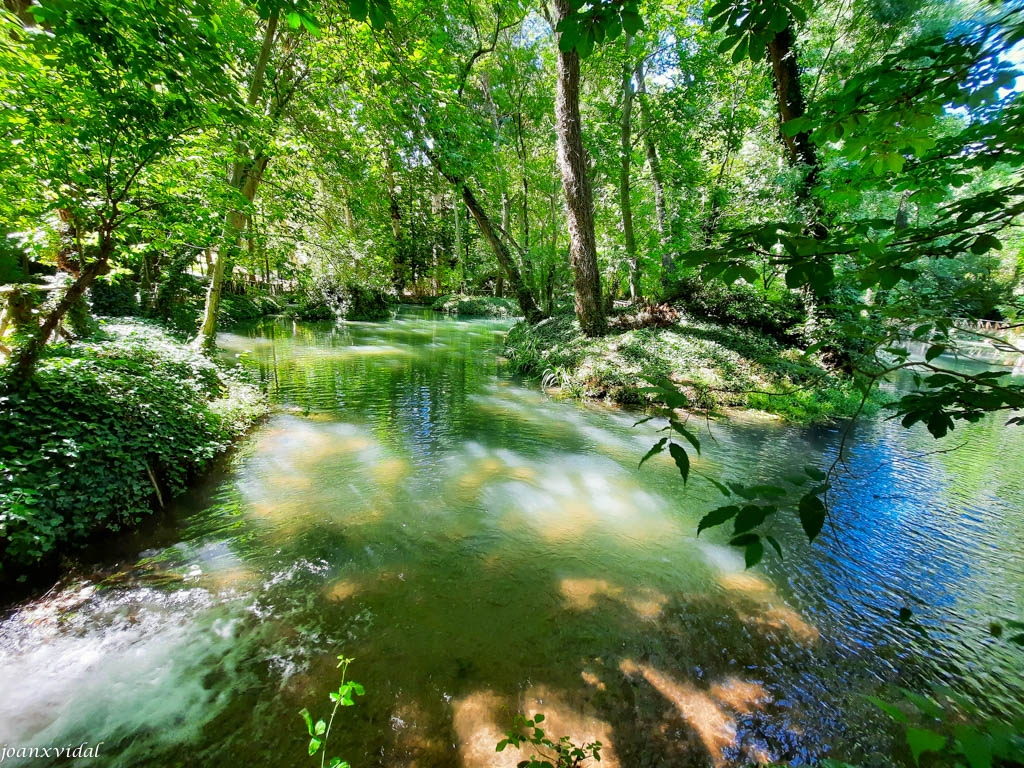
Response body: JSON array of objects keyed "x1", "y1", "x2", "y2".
[
  {"x1": 432, "y1": 294, "x2": 520, "y2": 318},
  {"x1": 0, "y1": 320, "x2": 268, "y2": 578},
  {"x1": 504, "y1": 310, "x2": 884, "y2": 424}
]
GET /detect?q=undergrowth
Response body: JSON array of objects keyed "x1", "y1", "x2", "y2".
[
  {"x1": 505, "y1": 311, "x2": 881, "y2": 424},
  {"x1": 432, "y1": 294, "x2": 520, "y2": 318},
  {"x1": 0, "y1": 319, "x2": 267, "y2": 577}
]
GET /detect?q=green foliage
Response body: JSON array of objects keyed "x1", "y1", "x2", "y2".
[
  {"x1": 0, "y1": 321, "x2": 266, "y2": 576},
  {"x1": 708, "y1": 0, "x2": 808, "y2": 64},
  {"x1": 432, "y1": 294, "x2": 520, "y2": 318},
  {"x1": 666, "y1": 274, "x2": 808, "y2": 344},
  {"x1": 695, "y1": 475, "x2": 829, "y2": 567},
  {"x1": 496, "y1": 713, "x2": 602, "y2": 768},
  {"x1": 299, "y1": 655, "x2": 364, "y2": 768},
  {"x1": 90, "y1": 275, "x2": 140, "y2": 318},
  {"x1": 868, "y1": 686, "x2": 1024, "y2": 768},
  {"x1": 505, "y1": 312, "x2": 871, "y2": 424},
  {"x1": 555, "y1": 0, "x2": 644, "y2": 59}
]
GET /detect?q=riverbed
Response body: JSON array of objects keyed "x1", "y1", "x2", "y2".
[{"x1": 1, "y1": 308, "x2": 1021, "y2": 767}]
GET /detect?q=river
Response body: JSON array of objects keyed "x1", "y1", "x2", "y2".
[{"x1": 0, "y1": 307, "x2": 1021, "y2": 767}]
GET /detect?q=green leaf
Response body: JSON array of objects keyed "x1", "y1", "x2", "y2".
[
  {"x1": 906, "y1": 727, "x2": 946, "y2": 764},
  {"x1": 733, "y1": 504, "x2": 768, "y2": 534},
  {"x1": 765, "y1": 535, "x2": 784, "y2": 559},
  {"x1": 744, "y1": 539, "x2": 764, "y2": 568},
  {"x1": 349, "y1": 0, "x2": 368, "y2": 21},
  {"x1": 864, "y1": 695, "x2": 908, "y2": 723},
  {"x1": 286, "y1": 11, "x2": 302, "y2": 28},
  {"x1": 558, "y1": 20, "x2": 579, "y2": 53},
  {"x1": 578, "y1": 28, "x2": 595, "y2": 58},
  {"x1": 639, "y1": 437, "x2": 667, "y2": 468},
  {"x1": 367, "y1": 1, "x2": 387, "y2": 29},
  {"x1": 668, "y1": 442, "x2": 690, "y2": 483},
  {"x1": 300, "y1": 708, "x2": 314, "y2": 735},
  {"x1": 955, "y1": 726, "x2": 993, "y2": 768},
  {"x1": 925, "y1": 344, "x2": 946, "y2": 362},
  {"x1": 700, "y1": 473, "x2": 732, "y2": 496},
  {"x1": 314, "y1": 719, "x2": 326, "y2": 736},
  {"x1": 309, "y1": 737, "x2": 323, "y2": 756},
  {"x1": 804, "y1": 465, "x2": 827, "y2": 481},
  {"x1": 970, "y1": 234, "x2": 1001, "y2": 255},
  {"x1": 731, "y1": 35, "x2": 750, "y2": 64},
  {"x1": 621, "y1": 10, "x2": 643, "y2": 35},
  {"x1": 669, "y1": 421, "x2": 701, "y2": 454},
  {"x1": 798, "y1": 493, "x2": 826, "y2": 542},
  {"x1": 729, "y1": 532, "x2": 758, "y2": 547},
  {"x1": 697, "y1": 505, "x2": 739, "y2": 535}
]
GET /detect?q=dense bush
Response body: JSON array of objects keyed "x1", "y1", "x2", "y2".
[
  {"x1": 0, "y1": 321, "x2": 267, "y2": 577},
  {"x1": 89, "y1": 274, "x2": 140, "y2": 317},
  {"x1": 666, "y1": 274, "x2": 808, "y2": 344},
  {"x1": 432, "y1": 294, "x2": 520, "y2": 318},
  {"x1": 298, "y1": 278, "x2": 393, "y2": 321},
  {"x1": 333, "y1": 283, "x2": 392, "y2": 320},
  {"x1": 219, "y1": 292, "x2": 281, "y2": 324}
]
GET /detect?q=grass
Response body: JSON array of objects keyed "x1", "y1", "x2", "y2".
[{"x1": 504, "y1": 310, "x2": 883, "y2": 424}]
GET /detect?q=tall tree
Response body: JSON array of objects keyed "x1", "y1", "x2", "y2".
[
  {"x1": 0, "y1": 0, "x2": 231, "y2": 385},
  {"x1": 195, "y1": 8, "x2": 281, "y2": 350},
  {"x1": 552, "y1": 0, "x2": 605, "y2": 335},
  {"x1": 619, "y1": 44, "x2": 641, "y2": 302}
]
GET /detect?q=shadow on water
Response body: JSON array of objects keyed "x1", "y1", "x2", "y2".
[{"x1": 0, "y1": 307, "x2": 1021, "y2": 767}]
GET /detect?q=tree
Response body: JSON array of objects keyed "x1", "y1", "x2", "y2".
[
  {"x1": 551, "y1": 0, "x2": 606, "y2": 335},
  {"x1": 0, "y1": 0, "x2": 233, "y2": 385}
]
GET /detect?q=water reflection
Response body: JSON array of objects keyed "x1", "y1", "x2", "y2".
[{"x1": 0, "y1": 308, "x2": 1020, "y2": 767}]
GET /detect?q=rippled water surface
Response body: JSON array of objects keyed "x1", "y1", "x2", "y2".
[{"x1": 1, "y1": 308, "x2": 1022, "y2": 767}]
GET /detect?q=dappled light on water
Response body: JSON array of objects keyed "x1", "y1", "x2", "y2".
[
  {"x1": 620, "y1": 659, "x2": 771, "y2": 766},
  {"x1": 0, "y1": 310, "x2": 1021, "y2": 766}
]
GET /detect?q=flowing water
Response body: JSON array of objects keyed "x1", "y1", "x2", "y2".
[{"x1": 1, "y1": 308, "x2": 1022, "y2": 767}]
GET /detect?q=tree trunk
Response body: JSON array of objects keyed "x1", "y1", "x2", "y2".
[
  {"x1": 767, "y1": 26, "x2": 820, "y2": 202},
  {"x1": 6, "y1": 240, "x2": 112, "y2": 387},
  {"x1": 194, "y1": 11, "x2": 278, "y2": 351},
  {"x1": 553, "y1": 0, "x2": 604, "y2": 336},
  {"x1": 619, "y1": 57, "x2": 641, "y2": 303},
  {"x1": 634, "y1": 59, "x2": 668, "y2": 272},
  {"x1": 460, "y1": 186, "x2": 541, "y2": 323},
  {"x1": 425, "y1": 149, "x2": 543, "y2": 322}
]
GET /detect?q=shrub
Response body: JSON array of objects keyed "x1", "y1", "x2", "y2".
[
  {"x1": 333, "y1": 283, "x2": 391, "y2": 321},
  {"x1": 667, "y1": 274, "x2": 807, "y2": 344},
  {"x1": 432, "y1": 294, "x2": 519, "y2": 318},
  {"x1": 0, "y1": 321, "x2": 267, "y2": 577},
  {"x1": 89, "y1": 274, "x2": 140, "y2": 317}
]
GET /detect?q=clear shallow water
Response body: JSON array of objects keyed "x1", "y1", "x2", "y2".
[{"x1": 1, "y1": 308, "x2": 1022, "y2": 767}]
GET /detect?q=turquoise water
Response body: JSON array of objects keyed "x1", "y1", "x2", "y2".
[{"x1": 0, "y1": 308, "x2": 1021, "y2": 767}]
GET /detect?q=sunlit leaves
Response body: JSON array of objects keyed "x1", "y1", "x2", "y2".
[{"x1": 347, "y1": 0, "x2": 394, "y2": 29}]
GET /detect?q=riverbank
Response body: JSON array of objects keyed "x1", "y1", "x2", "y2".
[
  {"x1": 504, "y1": 310, "x2": 874, "y2": 423},
  {"x1": 0, "y1": 320, "x2": 267, "y2": 581}
]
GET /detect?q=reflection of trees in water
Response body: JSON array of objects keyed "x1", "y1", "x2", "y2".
[{"x1": 153, "y1": 315, "x2": 1024, "y2": 766}]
